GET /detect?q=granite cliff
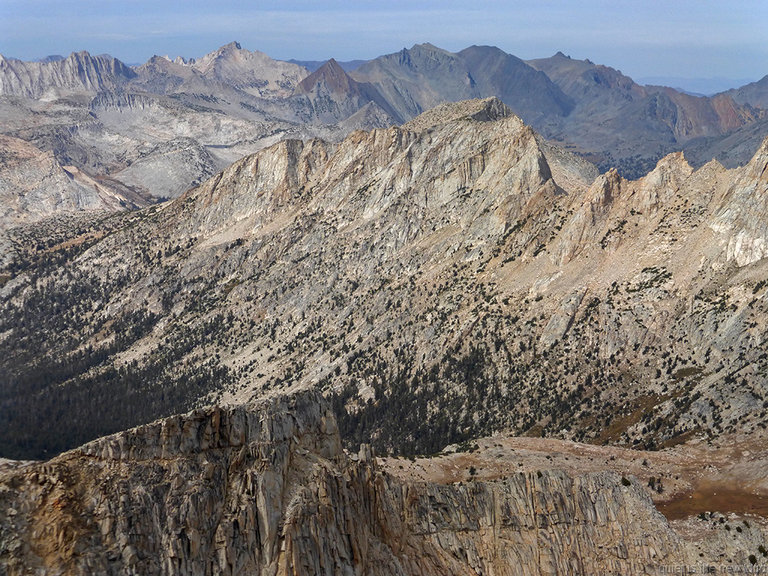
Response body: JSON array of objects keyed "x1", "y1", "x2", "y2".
[{"x1": 4, "y1": 390, "x2": 763, "y2": 576}]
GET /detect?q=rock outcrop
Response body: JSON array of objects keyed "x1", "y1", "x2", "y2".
[{"x1": 0, "y1": 390, "x2": 707, "y2": 575}]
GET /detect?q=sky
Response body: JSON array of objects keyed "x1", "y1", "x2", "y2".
[{"x1": 1, "y1": 0, "x2": 767, "y2": 91}]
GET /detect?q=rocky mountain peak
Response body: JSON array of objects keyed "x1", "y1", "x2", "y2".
[
  {"x1": 642, "y1": 151, "x2": 694, "y2": 184},
  {"x1": 188, "y1": 41, "x2": 243, "y2": 73},
  {"x1": 77, "y1": 389, "x2": 342, "y2": 462},
  {"x1": 180, "y1": 41, "x2": 307, "y2": 97},
  {"x1": 394, "y1": 42, "x2": 456, "y2": 70},
  {"x1": 221, "y1": 40, "x2": 242, "y2": 52},
  {"x1": 588, "y1": 167, "x2": 623, "y2": 211},
  {"x1": 200, "y1": 41, "x2": 246, "y2": 66},
  {"x1": 290, "y1": 58, "x2": 400, "y2": 124},
  {"x1": 401, "y1": 96, "x2": 517, "y2": 132},
  {"x1": 411, "y1": 42, "x2": 448, "y2": 54},
  {"x1": 157, "y1": 97, "x2": 550, "y2": 255},
  {"x1": 69, "y1": 50, "x2": 92, "y2": 61},
  {"x1": 190, "y1": 41, "x2": 244, "y2": 63},
  {"x1": 353, "y1": 43, "x2": 573, "y2": 129},
  {"x1": 527, "y1": 52, "x2": 644, "y2": 101},
  {"x1": 296, "y1": 58, "x2": 356, "y2": 95},
  {"x1": 66, "y1": 50, "x2": 133, "y2": 75}
]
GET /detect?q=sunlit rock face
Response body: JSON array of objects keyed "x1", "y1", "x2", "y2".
[{"x1": 0, "y1": 390, "x2": 694, "y2": 576}]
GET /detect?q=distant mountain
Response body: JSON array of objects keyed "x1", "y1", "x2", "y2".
[
  {"x1": 287, "y1": 58, "x2": 367, "y2": 73},
  {"x1": 351, "y1": 43, "x2": 573, "y2": 126},
  {"x1": 180, "y1": 41, "x2": 308, "y2": 99},
  {"x1": 296, "y1": 59, "x2": 365, "y2": 95},
  {"x1": 530, "y1": 51, "x2": 756, "y2": 141},
  {"x1": 723, "y1": 74, "x2": 768, "y2": 110},
  {"x1": 528, "y1": 52, "x2": 766, "y2": 175},
  {"x1": 0, "y1": 51, "x2": 135, "y2": 98},
  {"x1": 527, "y1": 52, "x2": 644, "y2": 103},
  {"x1": 291, "y1": 58, "x2": 400, "y2": 124}
]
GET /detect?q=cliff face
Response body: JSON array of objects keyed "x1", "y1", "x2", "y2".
[
  {"x1": 0, "y1": 392, "x2": 342, "y2": 575},
  {"x1": 0, "y1": 390, "x2": 693, "y2": 576},
  {"x1": 0, "y1": 51, "x2": 135, "y2": 99}
]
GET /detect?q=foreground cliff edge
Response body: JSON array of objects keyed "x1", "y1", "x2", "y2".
[{"x1": 1, "y1": 390, "x2": 766, "y2": 575}]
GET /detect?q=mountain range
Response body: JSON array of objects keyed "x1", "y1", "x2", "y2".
[
  {"x1": 2, "y1": 42, "x2": 768, "y2": 228},
  {"x1": 2, "y1": 96, "x2": 767, "y2": 465}
]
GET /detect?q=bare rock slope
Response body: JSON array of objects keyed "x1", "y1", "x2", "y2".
[
  {"x1": 4, "y1": 389, "x2": 760, "y2": 576},
  {"x1": 0, "y1": 134, "x2": 141, "y2": 224},
  {"x1": 3, "y1": 98, "x2": 768, "y2": 464}
]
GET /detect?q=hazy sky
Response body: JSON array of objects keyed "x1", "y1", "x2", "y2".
[{"x1": 1, "y1": 0, "x2": 766, "y2": 87}]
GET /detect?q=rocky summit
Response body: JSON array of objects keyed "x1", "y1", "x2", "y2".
[{"x1": 2, "y1": 389, "x2": 765, "y2": 575}]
